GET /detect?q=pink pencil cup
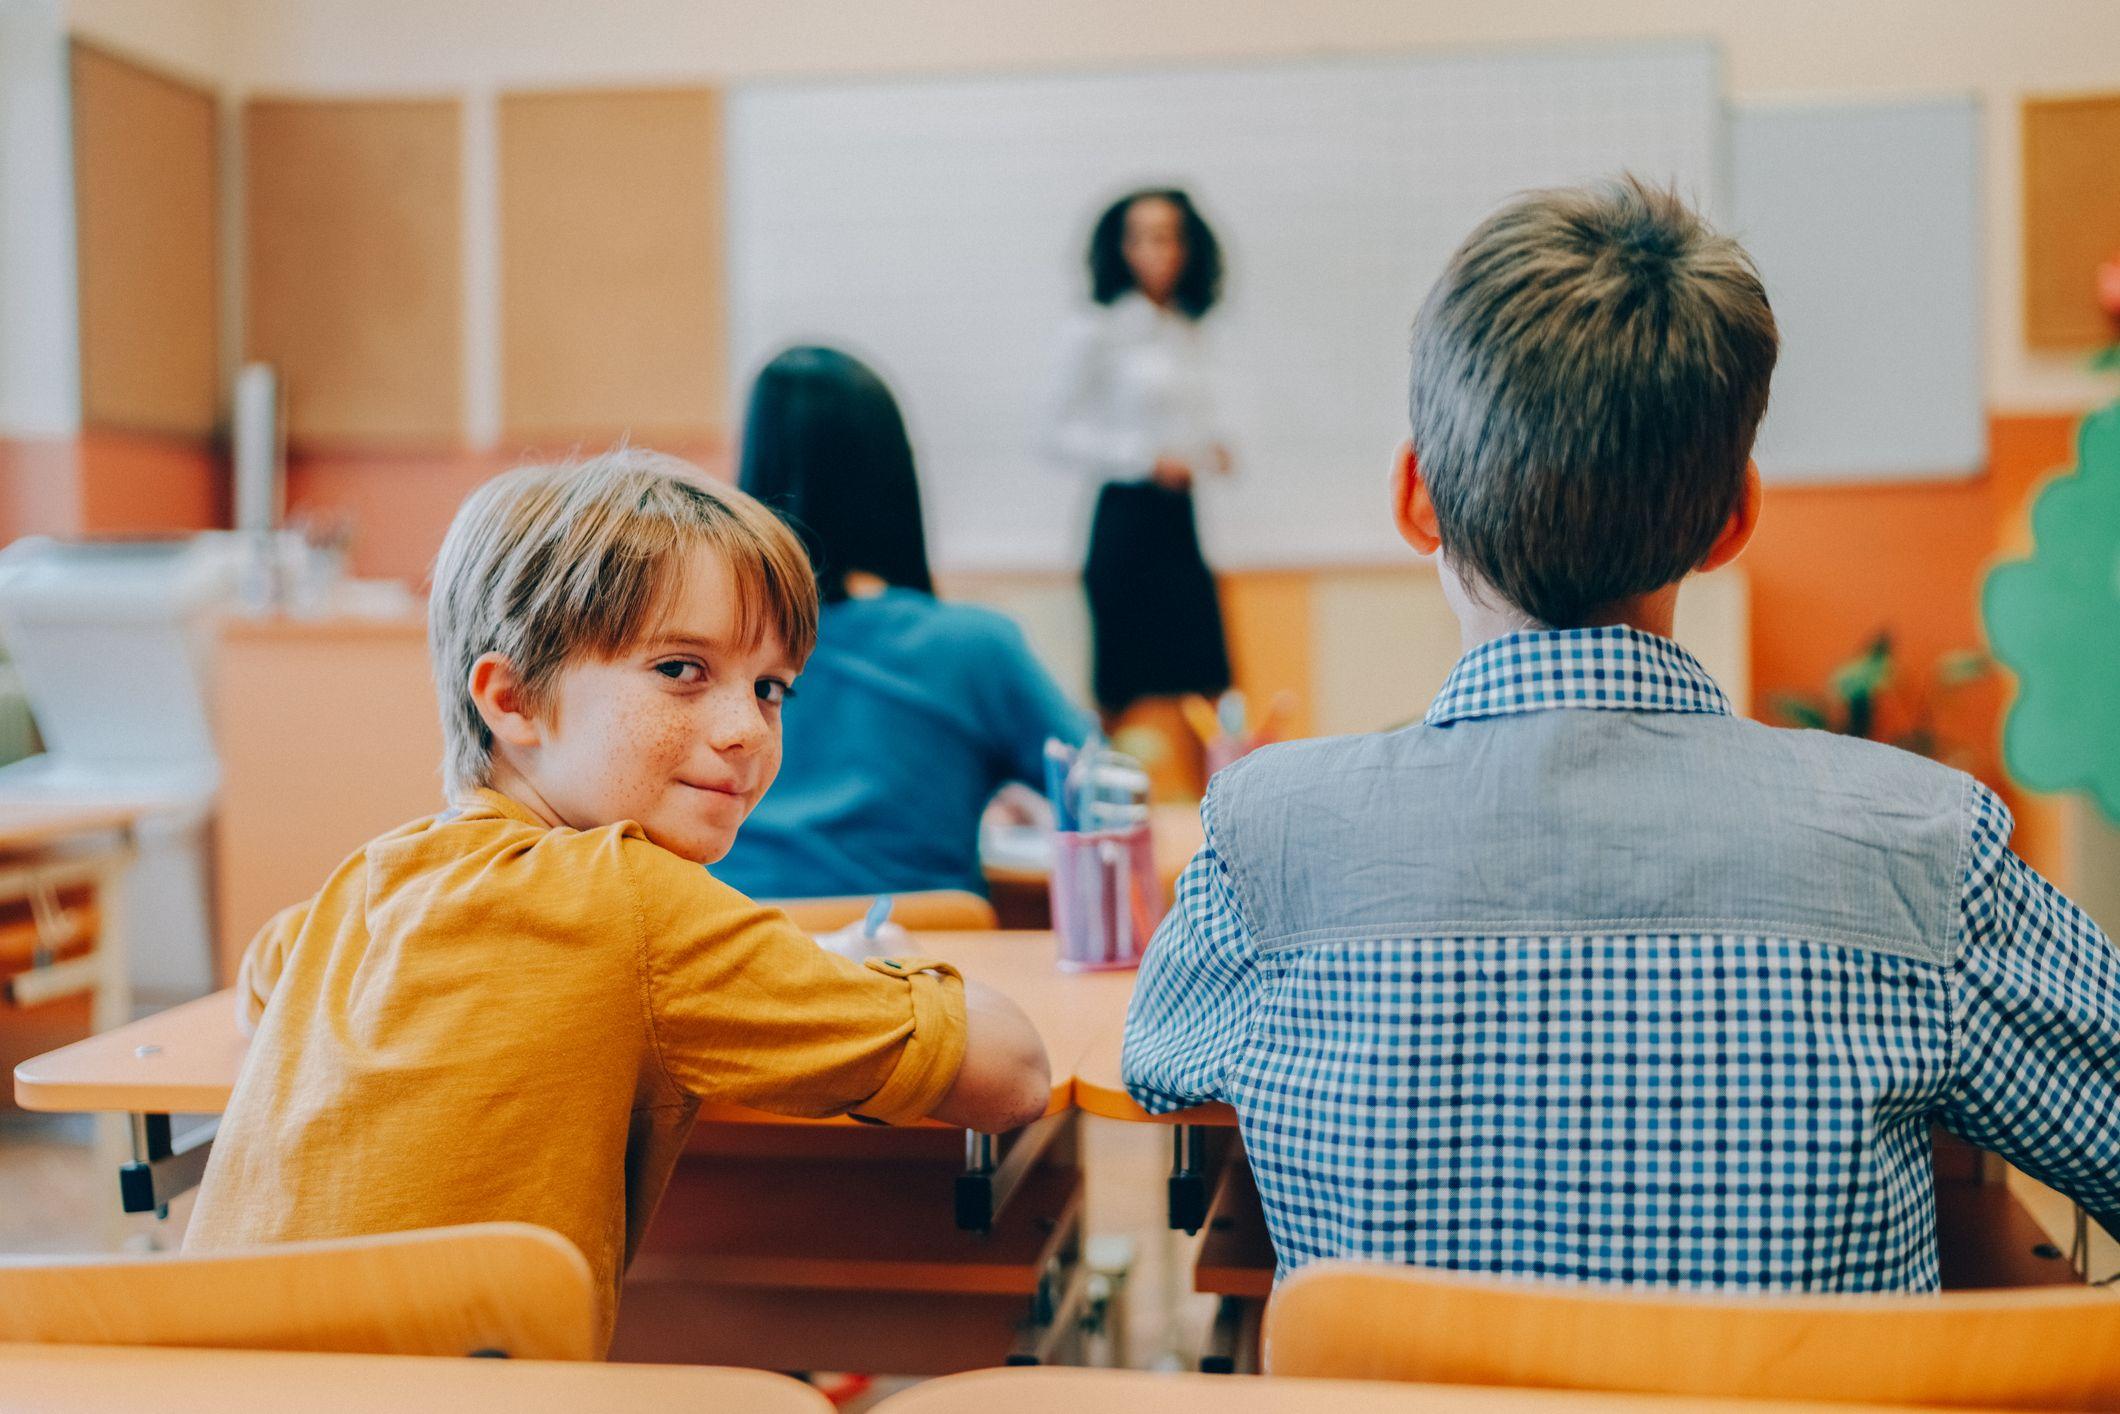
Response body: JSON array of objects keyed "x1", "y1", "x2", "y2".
[{"x1": 1050, "y1": 823, "x2": 1161, "y2": 971}]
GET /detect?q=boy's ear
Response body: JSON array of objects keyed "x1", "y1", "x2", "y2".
[
  {"x1": 1699, "y1": 458, "x2": 1763, "y2": 573},
  {"x1": 467, "y1": 653, "x2": 545, "y2": 750},
  {"x1": 1391, "y1": 440, "x2": 1443, "y2": 556}
]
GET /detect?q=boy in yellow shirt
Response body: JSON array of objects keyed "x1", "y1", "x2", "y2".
[{"x1": 185, "y1": 451, "x2": 1051, "y2": 1347}]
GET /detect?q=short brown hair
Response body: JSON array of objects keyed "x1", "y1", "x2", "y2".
[
  {"x1": 429, "y1": 450, "x2": 818, "y2": 799},
  {"x1": 1408, "y1": 176, "x2": 1778, "y2": 626}
]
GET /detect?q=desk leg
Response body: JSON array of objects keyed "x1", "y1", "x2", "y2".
[
  {"x1": 85, "y1": 853, "x2": 142, "y2": 1248},
  {"x1": 957, "y1": 1111, "x2": 1075, "y2": 1233},
  {"x1": 1169, "y1": 1125, "x2": 1211, "y2": 1234},
  {"x1": 119, "y1": 1112, "x2": 215, "y2": 1220},
  {"x1": 88, "y1": 852, "x2": 133, "y2": 1034}
]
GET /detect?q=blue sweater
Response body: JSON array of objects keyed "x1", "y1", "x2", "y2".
[{"x1": 714, "y1": 588, "x2": 1093, "y2": 899}]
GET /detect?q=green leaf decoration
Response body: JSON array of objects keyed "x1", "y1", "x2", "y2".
[
  {"x1": 1983, "y1": 399, "x2": 2120, "y2": 825},
  {"x1": 1932, "y1": 649, "x2": 1992, "y2": 688},
  {"x1": 1830, "y1": 634, "x2": 1895, "y2": 702},
  {"x1": 1769, "y1": 694, "x2": 1832, "y2": 732}
]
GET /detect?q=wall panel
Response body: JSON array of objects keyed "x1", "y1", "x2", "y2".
[
  {"x1": 2023, "y1": 93, "x2": 2120, "y2": 350},
  {"x1": 70, "y1": 41, "x2": 219, "y2": 438},
  {"x1": 499, "y1": 87, "x2": 724, "y2": 443},
  {"x1": 245, "y1": 96, "x2": 463, "y2": 443}
]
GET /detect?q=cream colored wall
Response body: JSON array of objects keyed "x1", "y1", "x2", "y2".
[
  {"x1": 64, "y1": 0, "x2": 231, "y2": 88},
  {"x1": 188, "y1": 0, "x2": 2120, "y2": 416},
  {"x1": 0, "y1": 0, "x2": 80, "y2": 438}
]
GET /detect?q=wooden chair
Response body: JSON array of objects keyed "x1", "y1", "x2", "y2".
[
  {"x1": 0, "y1": 1223, "x2": 598, "y2": 1360},
  {"x1": 1264, "y1": 1260, "x2": 2120, "y2": 1410},
  {"x1": 771, "y1": 890, "x2": 998, "y2": 933}
]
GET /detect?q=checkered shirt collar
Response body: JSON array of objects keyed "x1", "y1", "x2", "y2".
[{"x1": 1423, "y1": 625, "x2": 1733, "y2": 727}]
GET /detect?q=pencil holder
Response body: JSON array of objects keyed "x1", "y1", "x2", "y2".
[
  {"x1": 1203, "y1": 734, "x2": 1256, "y2": 778},
  {"x1": 1051, "y1": 823, "x2": 1159, "y2": 972}
]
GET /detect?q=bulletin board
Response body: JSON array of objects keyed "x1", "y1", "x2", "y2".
[
  {"x1": 2023, "y1": 93, "x2": 2120, "y2": 350},
  {"x1": 244, "y1": 96, "x2": 463, "y2": 444},
  {"x1": 499, "y1": 87, "x2": 726, "y2": 445},
  {"x1": 69, "y1": 41, "x2": 218, "y2": 439}
]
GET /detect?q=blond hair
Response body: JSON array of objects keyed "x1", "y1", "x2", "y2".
[
  {"x1": 1408, "y1": 175, "x2": 1778, "y2": 626},
  {"x1": 428, "y1": 450, "x2": 818, "y2": 799}
]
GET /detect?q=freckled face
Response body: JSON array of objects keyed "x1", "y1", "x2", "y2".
[{"x1": 528, "y1": 548, "x2": 799, "y2": 865}]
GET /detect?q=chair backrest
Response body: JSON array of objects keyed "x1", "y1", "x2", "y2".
[
  {"x1": 0, "y1": 1223, "x2": 597, "y2": 1360},
  {"x1": 773, "y1": 890, "x2": 998, "y2": 933},
  {"x1": 1264, "y1": 1261, "x2": 2120, "y2": 1411}
]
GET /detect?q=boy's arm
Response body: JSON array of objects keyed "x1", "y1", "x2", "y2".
[
  {"x1": 923, "y1": 977, "x2": 1050, "y2": 1132},
  {"x1": 641, "y1": 848, "x2": 1048, "y2": 1132},
  {"x1": 234, "y1": 899, "x2": 312, "y2": 1037},
  {"x1": 1935, "y1": 788, "x2": 2120, "y2": 1240},
  {"x1": 1122, "y1": 814, "x2": 1262, "y2": 1113}
]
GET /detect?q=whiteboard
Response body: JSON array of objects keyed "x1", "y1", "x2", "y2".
[
  {"x1": 1730, "y1": 98, "x2": 1984, "y2": 483},
  {"x1": 728, "y1": 43, "x2": 1720, "y2": 571}
]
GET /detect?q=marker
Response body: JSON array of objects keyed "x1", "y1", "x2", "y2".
[
  {"x1": 1044, "y1": 739, "x2": 1076, "y2": 832},
  {"x1": 862, "y1": 895, "x2": 894, "y2": 940},
  {"x1": 1180, "y1": 694, "x2": 1223, "y2": 746},
  {"x1": 1254, "y1": 690, "x2": 1297, "y2": 745}
]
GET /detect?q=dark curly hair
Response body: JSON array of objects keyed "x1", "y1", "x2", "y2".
[{"x1": 1087, "y1": 188, "x2": 1222, "y2": 320}]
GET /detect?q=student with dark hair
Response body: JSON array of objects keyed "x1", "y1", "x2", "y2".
[
  {"x1": 1126, "y1": 178, "x2": 2120, "y2": 1292},
  {"x1": 1044, "y1": 187, "x2": 1233, "y2": 720},
  {"x1": 717, "y1": 345, "x2": 1093, "y2": 900}
]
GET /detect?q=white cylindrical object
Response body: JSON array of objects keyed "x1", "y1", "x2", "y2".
[{"x1": 232, "y1": 362, "x2": 283, "y2": 536}]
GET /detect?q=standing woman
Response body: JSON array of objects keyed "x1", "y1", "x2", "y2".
[{"x1": 1045, "y1": 188, "x2": 1233, "y2": 722}]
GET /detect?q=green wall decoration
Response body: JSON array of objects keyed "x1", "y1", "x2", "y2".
[{"x1": 1983, "y1": 397, "x2": 2120, "y2": 824}]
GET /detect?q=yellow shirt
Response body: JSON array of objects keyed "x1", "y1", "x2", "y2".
[{"x1": 184, "y1": 788, "x2": 967, "y2": 1348}]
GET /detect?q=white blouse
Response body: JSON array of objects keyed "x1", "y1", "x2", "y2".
[{"x1": 1041, "y1": 292, "x2": 1221, "y2": 484}]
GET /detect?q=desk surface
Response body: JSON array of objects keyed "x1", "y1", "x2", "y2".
[
  {"x1": 869, "y1": 1368, "x2": 1959, "y2": 1413},
  {"x1": 0, "y1": 1343, "x2": 830, "y2": 1413},
  {"x1": 0, "y1": 800, "x2": 142, "y2": 856},
  {"x1": 1072, "y1": 1020, "x2": 1235, "y2": 1127},
  {"x1": 13, "y1": 932, "x2": 1137, "y2": 1120}
]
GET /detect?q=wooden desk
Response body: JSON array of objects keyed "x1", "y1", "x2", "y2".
[
  {"x1": 14, "y1": 932, "x2": 1126, "y2": 1121},
  {"x1": 12, "y1": 931, "x2": 1135, "y2": 1221},
  {"x1": 0, "y1": 1343, "x2": 830, "y2": 1412},
  {"x1": 0, "y1": 801, "x2": 142, "y2": 855},
  {"x1": 869, "y1": 1367, "x2": 1955, "y2": 1413},
  {"x1": 0, "y1": 797, "x2": 141, "y2": 1030}
]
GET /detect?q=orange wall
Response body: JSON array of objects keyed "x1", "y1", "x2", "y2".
[
  {"x1": 286, "y1": 439, "x2": 728, "y2": 586},
  {"x1": 0, "y1": 431, "x2": 224, "y2": 540}
]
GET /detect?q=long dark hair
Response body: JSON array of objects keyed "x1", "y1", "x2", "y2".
[
  {"x1": 737, "y1": 346, "x2": 934, "y2": 605},
  {"x1": 1087, "y1": 187, "x2": 1223, "y2": 320}
]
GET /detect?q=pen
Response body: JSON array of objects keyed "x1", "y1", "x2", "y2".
[
  {"x1": 1180, "y1": 694, "x2": 1223, "y2": 746},
  {"x1": 862, "y1": 895, "x2": 893, "y2": 940},
  {"x1": 1044, "y1": 738, "x2": 1076, "y2": 832}
]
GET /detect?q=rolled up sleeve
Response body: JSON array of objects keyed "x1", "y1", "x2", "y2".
[
  {"x1": 845, "y1": 958, "x2": 969, "y2": 1125},
  {"x1": 634, "y1": 843, "x2": 969, "y2": 1122}
]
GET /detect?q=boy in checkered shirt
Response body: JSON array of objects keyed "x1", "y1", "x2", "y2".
[{"x1": 1124, "y1": 177, "x2": 2120, "y2": 1292}]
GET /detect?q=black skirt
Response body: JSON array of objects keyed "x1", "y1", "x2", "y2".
[{"x1": 1083, "y1": 480, "x2": 1232, "y2": 716}]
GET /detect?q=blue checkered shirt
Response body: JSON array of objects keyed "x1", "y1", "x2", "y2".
[{"x1": 1124, "y1": 626, "x2": 2120, "y2": 1290}]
